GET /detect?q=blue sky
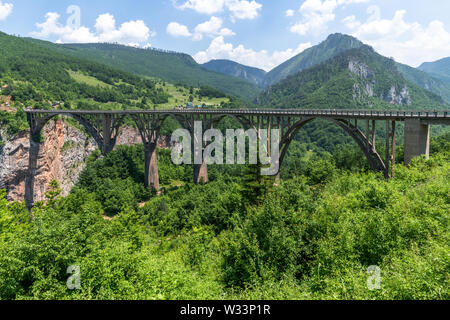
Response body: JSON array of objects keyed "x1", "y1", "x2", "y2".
[{"x1": 1, "y1": 0, "x2": 450, "y2": 70}]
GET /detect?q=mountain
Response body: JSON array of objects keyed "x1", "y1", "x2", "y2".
[
  {"x1": 263, "y1": 33, "x2": 364, "y2": 87},
  {"x1": 27, "y1": 40, "x2": 261, "y2": 101},
  {"x1": 396, "y1": 62, "x2": 450, "y2": 103},
  {"x1": 419, "y1": 57, "x2": 450, "y2": 83},
  {"x1": 258, "y1": 45, "x2": 445, "y2": 110},
  {"x1": 201, "y1": 59, "x2": 266, "y2": 87},
  {"x1": 0, "y1": 31, "x2": 168, "y2": 112}
]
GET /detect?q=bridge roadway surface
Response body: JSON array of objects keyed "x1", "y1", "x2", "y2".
[{"x1": 26, "y1": 108, "x2": 450, "y2": 121}]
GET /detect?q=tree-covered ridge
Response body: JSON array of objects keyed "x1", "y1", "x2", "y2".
[
  {"x1": 0, "y1": 132, "x2": 448, "y2": 300},
  {"x1": 26, "y1": 39, "x2": 262, "y2": 101},
  {"x1": 419, "y1": 56, "x2": 450, "y2": 83},
  {"x1": 201, "y1": 59, "x2": 267, "y2": 88},
  {"x1": 396, "y1": 61, "x2": 450, "y2": 103},
  {"x1": 0, "y1": 31, "x2": 172, "y2": 114},
  {"x1": 263, "y1": 33, "x2": 364, "y2": 88},
  {"x1": 259, "y1": 45, "x2": 446, "y2": 110}
]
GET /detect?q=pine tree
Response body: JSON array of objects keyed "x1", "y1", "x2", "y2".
[{"x1": 241, "y1": 164, "x2": 271, "y2": 206}]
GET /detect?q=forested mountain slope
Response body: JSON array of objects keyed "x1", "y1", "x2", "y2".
[
  {"x1": 419, "y1": 57, "x2": 450, "y2": 83},
  {"x1": 201, "y1": 59, "x2": 266, "y2": 87},
  {"x1": 0, "y1": 31, "x2": 174, "y2": 135},
  {"x1": 0, "y1": 31, "x2": 169, "y2": 109},
  {"x1": 27, "y1": 39, "x2": 261, "y2": 101},
  {"x1": 396, "y1": 62, "x2": 450, "y2": 103},
  {"x1": 263, "y1": 33, "x2": 364, "y2": 88},
  {"x1": 259, "y1": 45, "x2": 445, "y2": 110}
]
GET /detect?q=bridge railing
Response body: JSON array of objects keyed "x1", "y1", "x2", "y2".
[{"x1": 25, "y1": 109, "x2": 450, "y2": 119}]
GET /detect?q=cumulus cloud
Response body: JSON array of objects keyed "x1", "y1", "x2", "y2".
[
  {"x1": 286, "y1": 9, "x2": 295, "y2": 17},
  {"x1": 194, "y1": 36, "x2": 311, "y2": 71},
  {"x1": 226, "y1": 0, "x2": 262, "y2": 20},
  {"x1": 193, "y1": 16, "x2": 235, "y2": 40},
  {"x1": 0, "y1": 1, "x2": 12, "y2": 21},
  {"x1": 342, "y1": 15, "x2": 361, "y2": 29},
  {"x1": 168, "y1": 17, "x2": 235, "y2": 41},
  {"x1": 290, "y1": 0, "x2": 369, "y2": 35},
  {"x1": 32, "y1": 12, "x2": 154, "y2": 46},
  {"x1": 167, "y1": 22, "x2": 192, "y2": 37},
  {"x1": 176, "y1": 0, "x2": 262, "y2": 20},
  {"x1": 177, "y1": 0, "x2": 225, "y2": 15},
  {"x1": 347, "y1": 9, "x2": 450, "y2": 67}
]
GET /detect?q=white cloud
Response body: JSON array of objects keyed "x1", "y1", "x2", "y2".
[
  {"x1": 32, "y1": 12, "x2": 73, "y2": 38},
  {"x1": 290, "y1": 0, "x2": 369, "y2": 35},
  {"x1": 194, "y1": 36, "x2": 311, "y2": 71},
  {"x1": 32, "y1": 12, "x2": 153, "y2": 46},
  {"x1": 192, "y1": 16, "x2": 235, "y2": 40},
  {"x1": 286, "y1": 9, "x2": 295, "y2": 17},
  {"x1": 342, "y1": 15, "x2": 360, "y2": 29},
  {"x1": 195, "y1": 16, "x2": 222, "y2": 37},
  {"x1": 95, "y1": 13, "x2": 116, "y2": 34},
  {"x1": 177, "y1": 0, "x2": 262, "y2": 20},
  {"x1": 0, "y1": 1, "x2": 12, "y2": 21},
  {"x1": 226, "y1": 0, "x2": 262, "y2": 20},
  {"x1": 350, "y1": 10, "x2": 450, "y2": 67},
  {"x1": 167, "y1": 22, "x2": 192, "y2": 37},
  {"x1": 177, "y1": 0, "x2": 226, "y2": 15}
]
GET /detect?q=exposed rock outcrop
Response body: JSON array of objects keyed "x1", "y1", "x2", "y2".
[
  {"x1": 0, "y1": 120, "x2": 174, "y2": 203},
  {"x1": 349, "y1": 59, "x2": 411, "y2": 105},
  {"x1": 0, "y1": 119, "x2": 97, "y2": 202}
]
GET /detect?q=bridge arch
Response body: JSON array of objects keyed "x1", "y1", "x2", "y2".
[
  {"x1": 30, "y1": 113, "x2": 102, "y2": 146},
  {"x1": 28, "y1": 112, "x2": 123, "y2": 154},
  {"x1": 279, "y1": 117, "x2": 387, "y2": 177}
]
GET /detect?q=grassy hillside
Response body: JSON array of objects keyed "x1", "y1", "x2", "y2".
[{"x1": 28, "y1": 40, "x2": 261, "y2": 101}]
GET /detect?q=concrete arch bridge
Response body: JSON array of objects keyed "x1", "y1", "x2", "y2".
[{"x1": 25, "y1": 109, "x2": 450, "y2": 209}]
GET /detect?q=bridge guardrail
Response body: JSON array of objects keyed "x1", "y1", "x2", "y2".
[{"x1": 25, "y1": 109, "x2": 450, "y2": 120}]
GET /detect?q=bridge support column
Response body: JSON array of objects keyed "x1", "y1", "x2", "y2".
[
  {"x1": 194, "y1": 161, "x2": 208, "y2": 184},
  {"x1": 404, "y1": 119, "x2": 430, "y2": 166},
  {"x1": 25, "y1": 136, "x2": 40, "y2": 211},
  {"x1": 144, "y1": 143, "x2": 160, "y2": 191}
]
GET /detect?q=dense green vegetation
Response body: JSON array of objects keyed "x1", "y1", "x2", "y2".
[
  {"x1": 27, "y1": 40, "x2": 261, "y2": 101},
  {"x1": 0, "y1": 131, "x2": 448, "y2": 300},
  {"x1": 0, "y1": 32, "x2": 170, "y2": 108}
]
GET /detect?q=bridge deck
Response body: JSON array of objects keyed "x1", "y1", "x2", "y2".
[{"x1": 26, "y1": 109, "x2": 450, "y2": 122}]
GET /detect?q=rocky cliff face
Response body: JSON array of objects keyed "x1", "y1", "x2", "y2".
[
  {"x1": 0, "y1": 119, "x2": 97, "y2": 202},
  {"x1": 0, "y1": 120, "x2": 172, "y2": 203},
  {"x1": 349, "y1": 59, "x2": 411, "y2": 105}
]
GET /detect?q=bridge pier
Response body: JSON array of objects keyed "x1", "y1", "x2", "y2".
[
  {"x1": 404, "y1": 119, "x2": 430, "y2": 165},
  {"x1": 25, "y1": 137, "x2": 40, "y2": 211},
  {"x1": 144, "y1": 143, "x2": 160, "y2": 190},
  {"x1": 194, "y1": 161, "x2": 208, "y2": 184}
]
